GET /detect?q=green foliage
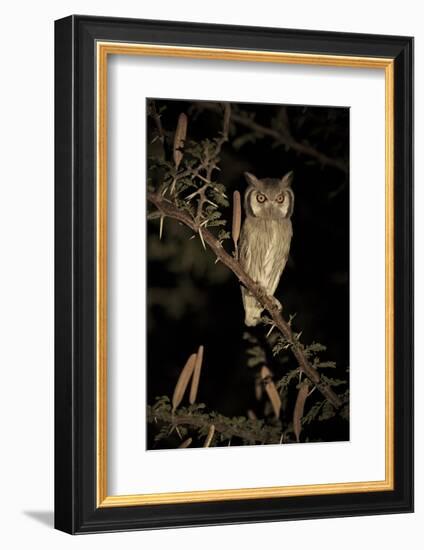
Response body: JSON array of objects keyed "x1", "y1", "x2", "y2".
[
  {"x1": 275, "y1": 368, "x2": 300, "y2": 393},
  {"x1": 304, "y1": 342, "x2": 327, "y2": 356},
  {"x1": 217, "y1": 229, "x2": 231, "y2": 242},
  {"x1": 302, "y1": 400, "x2": 326, "y2": 426},
  {"x1": 272, "y1": 335, "x2": 293, "y2": 356},
  {"x1": 148, "y1": 395, "x2": 283, "y2": 447},
  {"x1": 243, "y1": 332, "x2": 267, "y2": 368},
  {"x1": 314, "y1": 360, "x2": 337, "y2": 369},
  {"x1": 318, "y1": 401, "x2": 336, "y2": 421},
  {"x1": 320, "y1": 374, "x2": 348, "y2": 388}
]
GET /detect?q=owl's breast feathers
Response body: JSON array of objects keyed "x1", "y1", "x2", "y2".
[{"x1": 240, "y1": 217, "x2": 292, "y2": 294}]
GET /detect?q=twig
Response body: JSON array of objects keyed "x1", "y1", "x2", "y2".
[
  {"x1": 159, "y1": 103, "x2": 231, "y2": 208},
  {"x1": 232, "y1": 190, "x2": 241, "y2": 260},
  {"x1": 149, "y1": 101, "x2": 165, "y2": 144},
  {"x1": 187, "y1": 182, "x2": 217, "y2": 224}
]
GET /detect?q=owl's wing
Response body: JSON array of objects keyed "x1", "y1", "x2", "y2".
[
  {"x1": 240, "y1": 219, "x2": 292, "y2": 294},
  {"x1": 265, "y1": 222, "x2": 292, "y2": 294},
  {"x1": 239, "y1": 220, "x2": 270, "y2": 283},
  {"x1": 239, "y1": 223, "x2": 254, "y2": 274}
]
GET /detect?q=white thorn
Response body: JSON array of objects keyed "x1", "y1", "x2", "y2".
[
  {"x1": 198, "y1": 228, "x2": 206, "y2": 250},
  {"x1": 205, "y1": 199, "x2": 218, "y2": 208},
  {"x1": 266, "y1": 324, "x2": 276, "y2": 337}
]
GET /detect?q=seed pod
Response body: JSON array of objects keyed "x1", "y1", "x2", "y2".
[
  {"x1": 293, "y1": 381, "x2": 309, "y2": 443},
  {"x1": 255, "y1": 376, "x2": 263, "y2": 401},
  {"x1": 189, "y1": 345, "x2": 204, "y2": 405},
  {"x1": 232, "y1": 190, "x2": 241, "y2": 258},
  {"x1": 203, "y1": 424, "x2": 215, "y2": 448},
  {"x1": 173, "y1": 113, "x2": 188, "y2": 170},
  {"x1": 172, "y1": 353, "x2": 197, "y2": 411},
  {"x1": 261, "y1": 366, "x2": 281, "y2": 418},
  {"x1": 179, "y1": 437, "x2": 192, "y2": 449}
]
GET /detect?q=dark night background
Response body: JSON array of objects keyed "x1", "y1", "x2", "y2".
[{"x1": 146, "y1": 98, "x2": 349, "y2": 447}]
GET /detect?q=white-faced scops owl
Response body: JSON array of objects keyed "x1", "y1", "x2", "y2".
[{"x1": 239, "y1": 171, "x2": 294, "y2": 326}]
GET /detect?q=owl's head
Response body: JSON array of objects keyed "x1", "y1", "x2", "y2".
[{"x1": 243, "y1": 171, "x2": 294, "y2": 220}]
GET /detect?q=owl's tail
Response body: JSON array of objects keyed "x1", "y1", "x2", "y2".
[{"x1": 241, "y1": 288, "x2": 263, "y2": 327}]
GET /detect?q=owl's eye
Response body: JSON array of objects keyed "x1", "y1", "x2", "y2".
[
  {"x1": 256, "y1": 193, "x2": 266, "y2": 203},
  {"x1": 276, "y1": 194, "x2": 285, "y2": 204}
]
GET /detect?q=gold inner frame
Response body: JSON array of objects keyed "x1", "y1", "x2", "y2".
[{"x1": 96, "y1": 42, "x2": 395, "y2": 508}]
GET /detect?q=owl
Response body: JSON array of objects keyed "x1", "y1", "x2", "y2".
[{"x1": 239, "y1": 171, "x2": 294, "y2": 327}]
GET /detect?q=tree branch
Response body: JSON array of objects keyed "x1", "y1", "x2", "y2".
[
  {"x1": 148, "y1": 408, "x2": 281, "y2": 445},
  {"x1": 195, "y1": 102, "x2": 348, "y2": 174},
  {"x1": 148, "y1": 100, "x2": 165, "y2": 144},
  {"x1": 148, "y1": 192, "x2": 343, "y2": 409}
]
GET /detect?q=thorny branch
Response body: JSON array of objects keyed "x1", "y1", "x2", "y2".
[
  {"x1": 148, "y1": 408, "x2": 281, "y2": 445},
  {"x1": 147, "y1": 191, "x2": 342, "y2": 409}
]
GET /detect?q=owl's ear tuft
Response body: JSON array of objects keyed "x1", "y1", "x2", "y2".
[
  {"x1": 281, "y1": 171, "x2": 294, "y2": 187},
  {"x1": 244, "y1": 172, "x2": 260, "y2": 187}
]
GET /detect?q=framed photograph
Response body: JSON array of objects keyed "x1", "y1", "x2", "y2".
[{"x1": 54, "y1": 15, "x2": 413, "y2": 534}]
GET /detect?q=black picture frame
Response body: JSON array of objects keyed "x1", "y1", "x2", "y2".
[{"x1": 55, "y1": 15, "x2": 413, "y2": 534}]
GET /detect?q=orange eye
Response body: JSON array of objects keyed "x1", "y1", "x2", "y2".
[
  {"x1": 256, "y1": 193, "x2": 266, "y2": 203},
  {"x1": 276, "y1": 194, "x2": 285, "y2": 204}
]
